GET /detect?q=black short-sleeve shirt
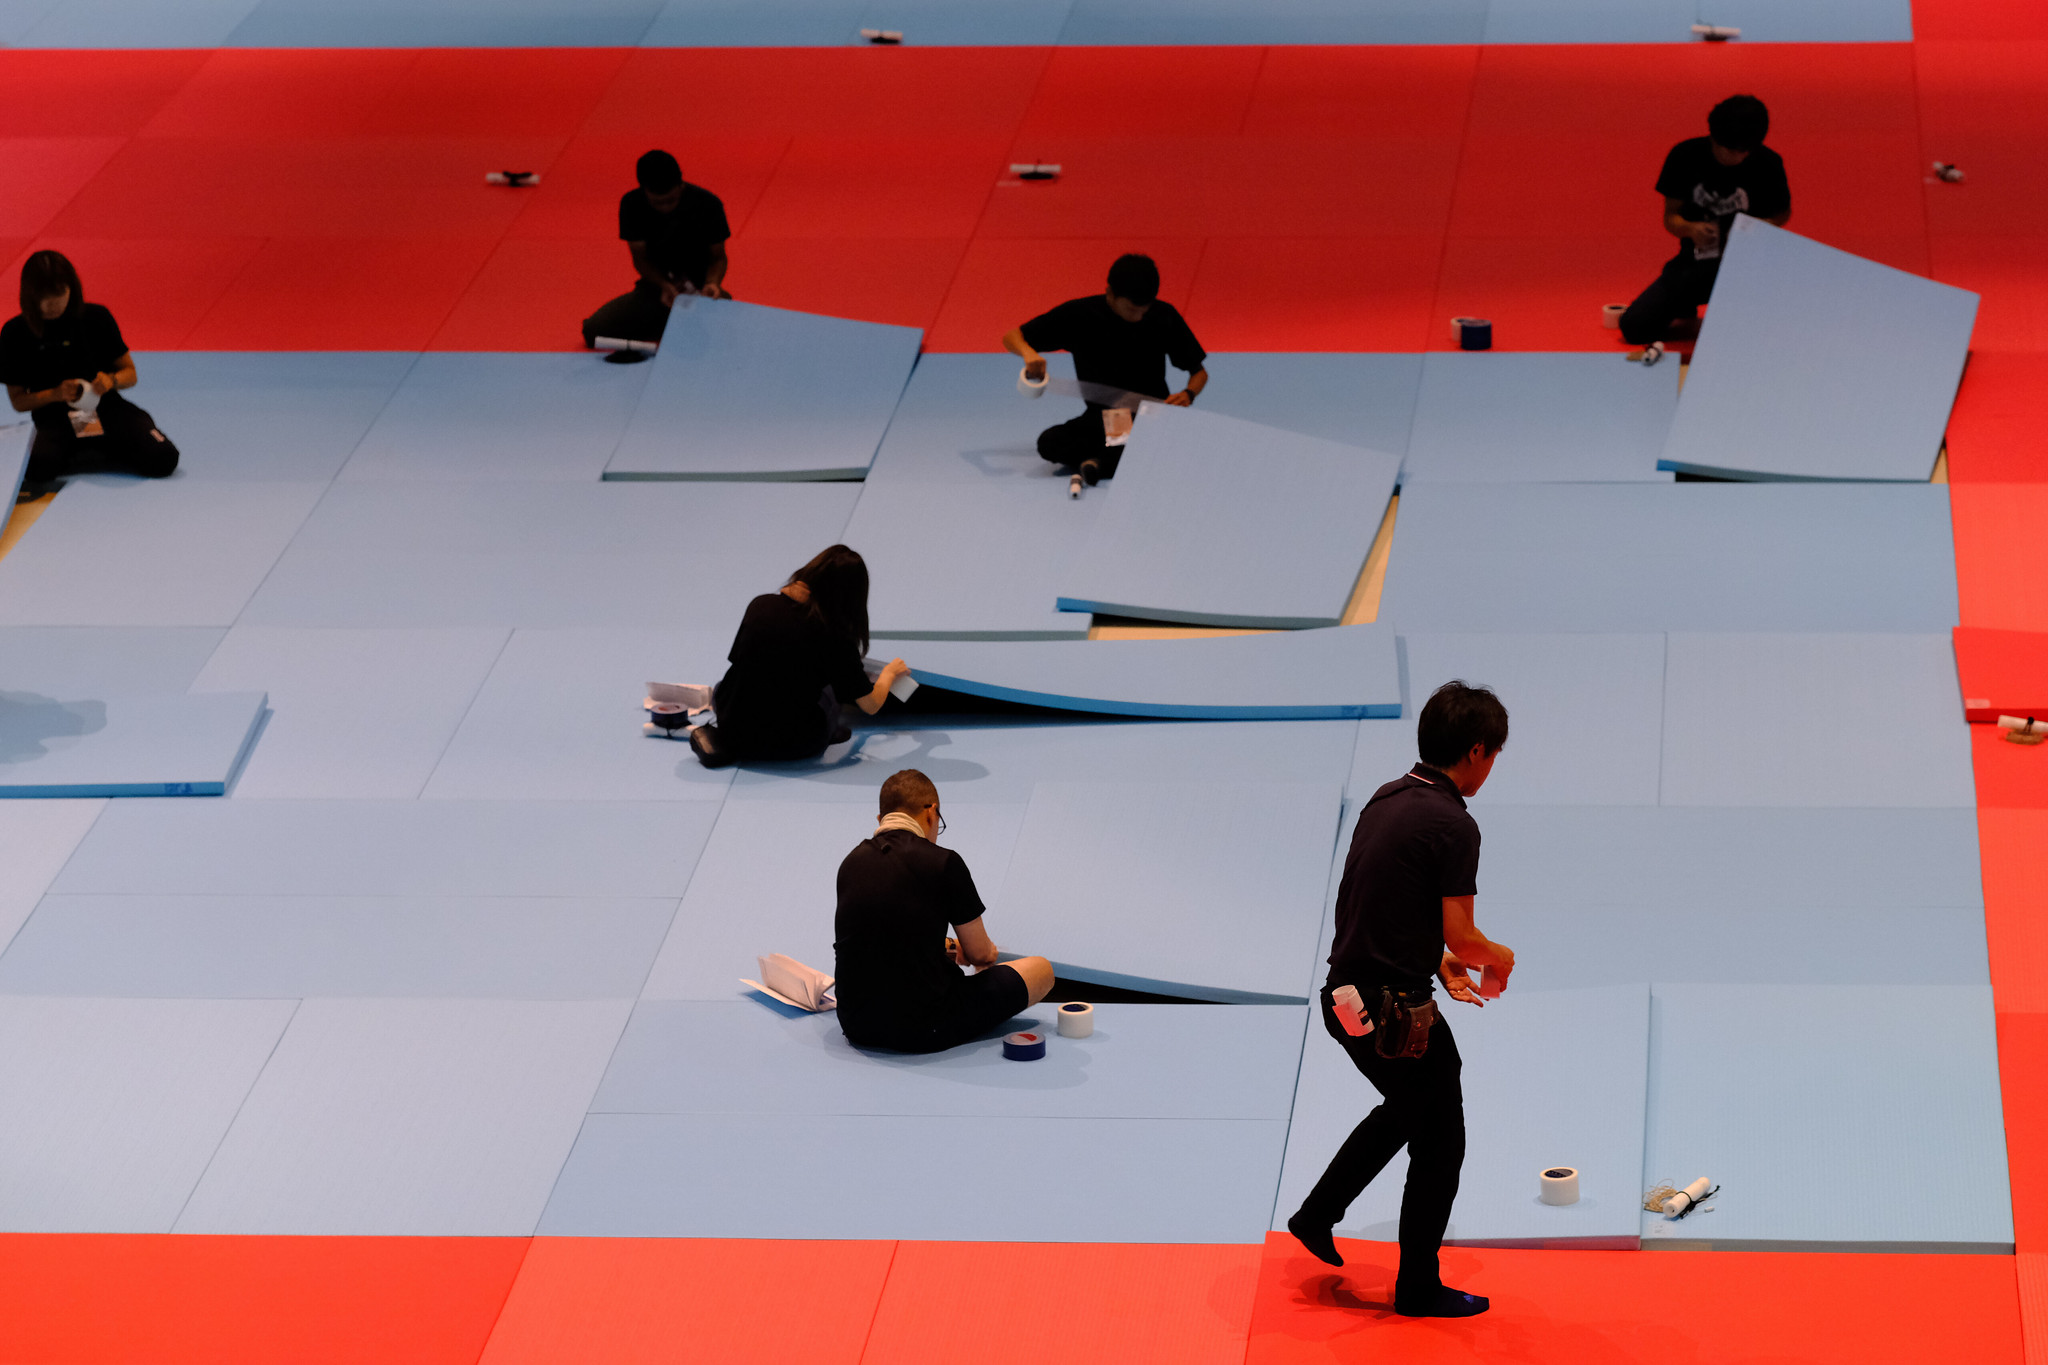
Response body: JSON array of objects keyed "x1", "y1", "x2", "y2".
[
  {"x1": 712, "y1": 592, "x2": 874, "y2": 758},
  {"x1": 1326, "y1": 764, "x2": 1481, "y2": 991},
  {"x1": 618, "y1": 182, "x2": 731, "y2": 287},
  {"x1": 0, "y1": 304, "x2": 129, "y2": 393},
  {"x1": 1655, "y1": 137, "x2": 1791, "y2": 265},
  {"x1": 1018, "y1": 295, "x2": 1207, "y2": 401},
  {"x1": 834, "y1": 829, "x2": 988, "y2": 1032}
]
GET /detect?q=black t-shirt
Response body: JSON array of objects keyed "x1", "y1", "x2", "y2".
[
  {"x1": 1326, "y1": 764, "x2": 1481, "y2": 991},
  {"x1": 0, "y1": 304, "x2": 128, "y2": 393},
  {"x1": 834, "y1": 828, "x2": 987, "y2": 1033},
  {"x1": 712, "y1": 592, "x2": 873, "y2": 758},
  {"x1": 1019, "y1": 295, "x2": 1206, "y2": 401},
  {"x1": 1655, "y1": 137, "x2": 1791, "y2": 266},
  {"x1": 618, "y1": 183, "x2": 731, "y2": 288}
]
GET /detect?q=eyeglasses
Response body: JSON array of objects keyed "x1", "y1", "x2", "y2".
[{"x1": 934, "y1": 808, "x2": 947, "y2": 837}]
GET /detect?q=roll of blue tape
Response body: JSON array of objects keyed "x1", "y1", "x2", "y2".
[
  {"x1": 1451, "y1": 317, "x2": 1493, "y2": 351},
  {"x1": 1002, "y1": 1030, "x2": 1047, "y2": 1061}
]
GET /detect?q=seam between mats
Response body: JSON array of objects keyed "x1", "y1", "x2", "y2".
[
  {"x1": 1655, "y1": 630, "x2": 1668, "y2": 805},
  {"x1": 166, "y1": 994, "x2": 304, "y2": 1233},
  {"x1": 1423, "y1": 43, "x2": 1488, "y2": 352},
  {"x1": 854, "y1": 1240, "x2": 902, "y2": 1363},
  {"x1": 465, "y1": 1233, "x2": 542, "y2": 1365},
  {"x1": 409, "y1": 625, "x2": 518, "y2": 799},
  {"x1": 0, "y1": 795, "x2": 123, "y2": 961}
]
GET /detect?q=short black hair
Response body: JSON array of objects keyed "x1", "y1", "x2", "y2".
[
  {"x1": 879, "y1": 768, "x2": 939, "y2": 818},
  {"x1": 636, "y1": 149, "x2": 683, "y2": 192},
  {"x1": 1708, "y1": 95, "x2": 1770, "y2": 152},
  {"x1": 1106, "y1": 253, "x2": 1160, "y2": 307},
  {"x1": 1416, "y1": 681, "x2": 1508, "y2": 769}
]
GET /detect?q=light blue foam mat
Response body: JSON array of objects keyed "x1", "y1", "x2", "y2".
[
  {"x1": 422, "y1": 627, "x2": 737, "y2": 801},
  {"x1": 850, "y1": 479, "x2": 1098, "y2": 640},
  {"x1": 53, "y1": 798, "x2": 718, "y2": 899},
  {"x1": 0, "y1": 800, "x2": 110, "y2": 951},
  {"x1": 1402, "y1": 352, "x2": 1676, "y2": 484},
  {"x1": 126, "y1": 352, "x2": 414, "y2": 483},
  {"x1": 0, "y1": 627, "x2": 225, "y2": 696},
  {"x1": 0, "y1": 894, "x2": 677, "y2": 999},
  {"x1": 1476, "y1": 805, "x2": 1984, "y2": 909},
  {"x1": 17, "y1": 0, "x2": 262, "y2": 45},
  {"x1": 1379, "y1": 483, "x2": 1958, "y2": 632},
  {"x1": 1057, "y1": 404, "x2": 1400, "y2": 629},
  {"x1": 1057, "y1": 0, "x2": 1487, "y2": 44},
  {"x1": 1, "y1": 421, "x2": 27, "y2": 507},
  {"x1": 174, "y1": 998, "x2": 631, "y2": 1236},
  {"x1": 540, "y1": 1111, "x2": 1286, "y2": 1241},
  {"x1": 1660, "y1": 633, "x2": 1974, "y2": 808},
  {"x1": 727, "y1": 716, "x2": 1360, "y2": 805},
  {"x1": 227, "y1": 0, "x2": 662, "y2": 45},
  {"x1": 343, "y1": 353, "x2": 654, "y2": 483},
  {"x1": 237, "y1": 482, "x2": 860, "y2": 629},
  {"x1": 190, "y1": 627, "x2": 507, "y2": 800},
  {"x1": 1274, "y1": 985, "x2": 1649, "y2": 1249},
  {"x1": 0, "y1": 690, "x2": 265, "y2": 797},
  {"x1": 0, "y1": 996, "x2": 296, "y2": 1233},
  {"x1": 0, "y1": 479, "x2": 327, "y2": 628},
  {"x1": 1661, "y1": 220, "x2": 1974, "y2": 481},
  {"x1": 1688, "y1": 0, "x2": 1911, "y2": 43},
  {"x1": 863, "y1": 352, "x2": 1084, "y2": 487},
  {"x1": 997, "y1": 780, "x2": 1343, "y2": 1002},
  {"x1": 604, "y1": 299, "x2": 921, "y2": 481},
  {"x1": 1475, "y1": 901, "x2": 1987, "y2": 994},
  {"x1": 1348, "y1": 632, "x2": 1666, "y2": 804},
  {"x1": 1175, "y1": 354, "x2": 1425, "y2": 455},
  {"x1": 1641, "y1": 984, "x2": 2009, "y2": 1251},
  {"x1": 1481, "y1": 0, "x2": 1692, "y2": 41},
  {"x1": 593, "y1": 1000, "x2": 1307, "y2": 1118},
  {"x1": 910, "y1": 625, "x2": 1400, "y2": 719},
  {"x1": 640, "y1": 796, "x2": 1025, "y2": 999},
  {"x1": 639, "y1": 0, "x2": 863, "y2": 44},
  {"x1": 0, "y1": 0, "x2": 66, "y2": 43}
]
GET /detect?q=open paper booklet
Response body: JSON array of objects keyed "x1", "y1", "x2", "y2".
[
  {"x1": 743, "y1": 952, "x2": 837, "y2": 1012},
  {"x1": 862, "y1": 658, "x2": 919, "y2": 703},
  {"x1": 646, "y1": 681, "x2": 714, "y2": 712}
]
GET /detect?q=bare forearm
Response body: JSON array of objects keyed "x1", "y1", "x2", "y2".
[
  {"x1": 1445, "y1": 928, "x2": 1510, "y2": 967},
  {"x1": 1001, "y1": 328, "x2": 1040, "y2": 362},
  {"x1": 1182, "y1": 367, "x2": 1207, "y2": 399},
  {"x1": 1664, "y1": 211, "x2": 1698, "y2": 240},
  {"x1": 703, "y1": 245, "x2": 728, "y2": 290}
]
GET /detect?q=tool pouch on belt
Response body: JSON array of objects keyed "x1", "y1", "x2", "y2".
[{"x1": 1373, "y1": 986, "x2": 1437, "y2": 1060}]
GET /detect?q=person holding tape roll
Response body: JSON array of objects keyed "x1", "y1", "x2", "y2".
[
  {"x1": 1618, "y1": 95, "x2": 1791, "y2": 347},
  {"x1": 580, "y1": 149, "x2": 732, "y2": 351},
  {"x1": 1001, "y1": 253, "x2": 1207, "y2": 486},
  {"x1": 834, "y1": 769, "x2": 1055, "y2": 1053},
  {"x1": 1287, "y1": 681, "x2": 1515, "y2": 1319}
]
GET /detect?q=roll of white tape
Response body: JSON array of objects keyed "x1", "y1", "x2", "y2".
[
  {"x1": 1018, "y1": 366, "x2": 1048, "y2": 399},
  {"x1": 1662, "y1": 1175, "x2": 1712, "y2": 1216},
  {"x1": 1600, "y1": 303, "x2": 1626, "y2": 329},
  {"x1": 1998, "y1": 715, "x2": 2040, "y2": 732},
  {"x1": 1539, "y1": 1166, "x2": 1580, "y2": 1206},
  {"x1": 1057, "y1": 1001, "x2": 1094, "y2": 1037}
]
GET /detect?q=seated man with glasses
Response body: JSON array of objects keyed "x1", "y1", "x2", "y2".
[{"x1": 833, "y1": 768, "x2": 1055, "y2": 1053}]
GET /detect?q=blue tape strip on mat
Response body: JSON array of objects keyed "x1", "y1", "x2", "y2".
[
  {"x1": 592, "y1": 1000, "x2": 1308, "y2": 1119},
  {"x1": 1659, "y1": 632, "x2": 1976, "y2": 808},
  {"x1": 605, "y1": 299, "x2": 921, "y2": 480},
  {"x1": 344, "y1": 353, "x2": 654, "y2": 483},
  {"x1": 1379, "y1": 483, "x2": 1959, "y2": 632},
  {"x1": 909, "y1": 625, "x2": 1400, "y2": 719},
  {"x1": 0, "y1": 691, "x2": 265, "y2": 798},
  {"x1": 1402, "y1": 352, "x2": 1676, "y2": 484},
  {"x1": 1641, "y1": 984, "x2": 2010, "y2": 1250},
  {"x1": 1275, "y1": 984, "x2": 1649, "y2": 1248},
  {"x1": 1058, "y1": 405, "x2": 1400, "y2": 629},
  {"x1": 1660, "y1": 220, "x2": 1975, "y2": 482},
  {"x1": 540, "y1": 1110, "x2": 1286, "y2": 1241}
]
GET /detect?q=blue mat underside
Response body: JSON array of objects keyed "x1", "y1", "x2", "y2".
[{"x1": 0, "y1": 690, "x2": 265, "y2": 797}]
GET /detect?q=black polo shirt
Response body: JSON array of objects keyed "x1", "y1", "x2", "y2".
[
  {"x1": 833, "y1": 829, "x2": 986, "y2": 1035},
  {"x1": 1018, "y1": 295, "x2": 1206, "y2": 400},
  {"x1": 618, "y1": 182, "x2": 730, "y2": 288},
  {"x1": 1326, "y1": 763, "x2": 1481, "y2": 991},
  {"x1": 0, "y1": 304, "x2": 128, "y2": 393}
]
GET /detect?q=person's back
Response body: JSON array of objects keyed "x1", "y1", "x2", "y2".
[
  {"x1": 1327, "y1": 770, "x2": 1481, "y2": 992},
  {"x1": 714, "y1": 590, "x2": 865, "y2": 758}
]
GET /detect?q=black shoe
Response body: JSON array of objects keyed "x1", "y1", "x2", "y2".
[
  {"x1": 688, "y1": 724, "x2": 734, "y2": 769},
  {"x1": 1395, "y1": 1286, "x2": 1489, "y2": 1318},
  {"x1": 827, "y1": 723, "x2": 853, "y2": 746},
  {"x1": 1286, "y1": 1211, "x2": 1343, "y2": 1267},
  {"x1": 1079, "y1": 458, "x2": 1102, "y2": 486}
]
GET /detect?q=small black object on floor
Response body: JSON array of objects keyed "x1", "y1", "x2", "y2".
[{"x1": 1041, "y1": 976, "x2": 1212, "y2": 1005}]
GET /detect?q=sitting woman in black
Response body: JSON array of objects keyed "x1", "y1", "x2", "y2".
[
  {"x1": 1, "y1": 251, "x2": 179, "y2": 495},
  {"x1": 696, "y1": 544, "x2": 910, "y2": 767}
]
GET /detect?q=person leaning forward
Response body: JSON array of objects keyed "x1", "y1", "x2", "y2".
[
  {"x1": 1286, "y1": 681, "x2": 1516, "y2": 1319},
  {"x1": 833, "y1": 769, "x2": 1055, "y2": 1054},
  {"x1": 580, "y1": 149, "x2": 732, "y2": 350}
]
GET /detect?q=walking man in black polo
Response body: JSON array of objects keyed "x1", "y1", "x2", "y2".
[{"x1": 1287, "y1": 681, "x2": 1516, "y2": 1318}]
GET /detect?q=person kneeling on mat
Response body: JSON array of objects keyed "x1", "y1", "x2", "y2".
[
  {"x1": 580, "y1": 149, "x2": 732, "y2": 351},
  {"x1": 1618, "y1": 95, "x2": 1791, "y2": 347},
  {"x1": 834, "y1": 768, "x2": 1055, "y2": 1053},
  {"x1": 1002, "y1": 253, "x2": 1207, "y2": 486},
  {"x1": 2, "y1": 251, "x2": 178, "y2": 496},
  {"x1": 693, "y1": 544, "x2": 909, "y2": 768},
  {"x1": 1288, "y1": 681, "x2": 1516, "y2": 1319}
]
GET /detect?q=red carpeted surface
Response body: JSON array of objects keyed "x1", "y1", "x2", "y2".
[
  {"x1": 1955, "y1": 627, "x2": 2048, "y2": 723},
  {"x1": 2, "y1": 39, "x2": 2022, "y2": 353}
]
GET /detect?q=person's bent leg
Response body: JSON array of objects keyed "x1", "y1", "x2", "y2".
[
  {"x1": 1390, "y1": 1018, "x2": 1482, "y2": 1317},
  {"x1": 1037, "y1": 408, "x2": 1109, "y2": 471},
  {"x1": 1288, "y1": 992, "x2": 1420, "y2": 1265},
  {"x1": 581, "y1": 280, "x2": 671, "y2": 348},
  {"x1": 93, "y1": 395, "x2": 178, "y2": 478},
  {"x1": 1003, "y1": 954, "x2": 1055, "y2": 1005},
  {"x1": 1618, "y1": 264, "x2": 1690, "y2": 346},
  {"x1": 22, "y1": 410, "x2": 76, "y2": 491}
]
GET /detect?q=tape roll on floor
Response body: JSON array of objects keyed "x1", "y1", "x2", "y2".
[
  {"x1": 1539, "y1": 1166, "x2": 1580, "y2": 1205},
  {"x1": 1057, "y1": 1002, "x2": 1094, "y2": 1038},
  {"x1": 1002, "y1": 1030, "x2": 1047, "y2": 1060},
  {"x1": 1451, "y1": 317, "x2": 1493, "y2": 351}
]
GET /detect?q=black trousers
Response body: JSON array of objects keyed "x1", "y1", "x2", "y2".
[
  {"x1": 581, "y1": 277, "x2": 727, "y2": 347},
  {"x1": 1037, "y1": 407, "x2": 1125, "y2": 479},
  {"x1": 1618, "y1": 255, "x2": 1720, "y2": 346},
  {"x1": 26, "y1": 392, "x2": 179, "y2": 488},
  {"x1": 1295, "y1": 985, "x2": 1465, "y2": 1298}
]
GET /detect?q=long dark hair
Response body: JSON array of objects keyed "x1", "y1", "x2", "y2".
[
  {"x1": 19, "y1": 250, "x2": 82, "y2": 336},
  {"x1": 788, "y1": 544, "x2": 870, "y2": 655}
]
